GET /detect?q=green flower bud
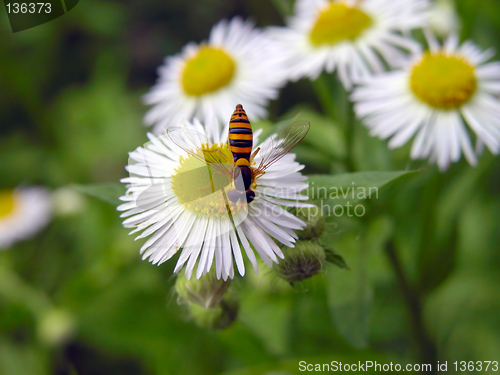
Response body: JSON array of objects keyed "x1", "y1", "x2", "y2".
[
  {"x1": 275, "y1": 241, "x2": 326, "y2": 283},
  {"x1": 37, "y1": 308, "x2": 75, "y2": 347},
  {"x1": 188, "y1": 299, "x2": 238, "y2": 330},
  {"x1": 289, "y1": 206, "x2": 325, "y2": 240},
  {"x1": 175, "y1": 270, "x2": 230, "y2": 309},
  {"x1": 52, "y1": 187, "x2": 86, "y2": 216}
]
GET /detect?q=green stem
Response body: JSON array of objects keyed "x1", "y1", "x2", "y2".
[
  {"x1": 330, "y1": 80, "x2": 356, "y2": 171},
  {"x1": 311, "y1": 75, "x2": 356, "y2": 171},
  {"x1": 344, "y1": 97, "x2": 356, "y2": 172},
  {"x1": 311, "y1": 75, "x2": 336, "y2": 120},
  {"x1": 270, "y1": 0, "x2": 294, "y2": 18},
  {"x1": 385, "y1": 241, "x2": 437, "y2": 373}
]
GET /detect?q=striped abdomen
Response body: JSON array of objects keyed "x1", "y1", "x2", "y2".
[{"x1": 228, "y1": 104, "x2": 253, "y2": 163}]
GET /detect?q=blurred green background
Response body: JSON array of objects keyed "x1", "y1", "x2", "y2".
[{"x1": 1, "y1": 0, "x2": 500, "y2": 374}]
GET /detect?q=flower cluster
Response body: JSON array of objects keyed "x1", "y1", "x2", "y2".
[
  {"x1": 268, "y1": 0, "x2": 428, "y2": 88},
  {"x1": 121, "y1": 0, "x2": 500, "y2": 283}
]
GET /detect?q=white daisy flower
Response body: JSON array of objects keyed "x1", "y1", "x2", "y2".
[
  {"x1": 0, "y1": 187, "x2": 52, "y2": 249},
  {"x1": 268, "y1": 0, "x2": 429, "y2": 89},
  {"x1": 143, "y1": 17, "x2": 286, "y2": 134},
  {"x1": 118, "y1": 118, "x2": 311, "y2": 280},
  {"x1": 352, "y1": 32, "x2": 500, "y2": 170}
]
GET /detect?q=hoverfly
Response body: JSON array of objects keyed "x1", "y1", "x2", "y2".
[{"x1": 166, "y1": 104, "x2": 310, "y2": 205}]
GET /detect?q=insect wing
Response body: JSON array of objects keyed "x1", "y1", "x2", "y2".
[
  {"x1": 255, "y1": 120, "x2": 310, "y2": 172},
  {"x1": 134, "y1": 127, "x2": 234, "y2": 210},
  {"x1": 167, "y1": 127, "x2": 233, "y2": 176}
]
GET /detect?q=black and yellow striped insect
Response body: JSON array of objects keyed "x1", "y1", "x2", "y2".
[
  {"x1": 167, "y1": 104, "x2": 310, "y2": 204},
  {"x1": 227, "y1": 104, "x2": 256, "y2": 203}
]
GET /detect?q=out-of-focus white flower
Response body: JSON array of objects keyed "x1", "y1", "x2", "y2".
[
  {"x1": 352, "y1": 32, "x2": 500, "y2": 170},
  {"x1": 118, "y1": 117, "x2": 311, "y2": 280},
  {"x1": 143, "y1": 18, "x2": 286, "y2": 134},
  {"x1": 268, "y1": 0, "x2": 429, "y2": 89},
  {"x1": 428, "y1": 0, "x2": 460, "y2": 38},
  {"x1": 0, "y1": 187, "x2": 51, "y2": 249},
  {"x1": 52, "y1": 187, "x2": 86, "y2": 216}
]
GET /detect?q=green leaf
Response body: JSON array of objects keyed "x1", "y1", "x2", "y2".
[
  {"x1": 0, "y1": 338, "x2": 51, "y2": 375},
  {"x1": 72, "y1": 183, "x2": 124, "y2": 205},
  {"x1": 307, "y1": 170, "x2": 418, "y2": 209},
  {"x1": 364, "y1": 216, "x2": 394, "y2": 283},
  {"x1": 240, "y1": 289, "x2": 293, "y2": 356},
  {"x1": 352, "y1": 119, "x2": 392, "y2": 171},
  {"x1": 435, "y1": 160, "x2": 490, "y2": 241},
  {"x1": 308, "y1": 171, "x2": 417, "y2": 196},
  {"x1": 324, "y1": 247, "x2": 349, "y2": 269},
  {"x1": 425, "y1": 274, "x2": 500, "y2": 361},
  {"x1": 325, "y1": 234, "x2": 373, "y2": 349}
]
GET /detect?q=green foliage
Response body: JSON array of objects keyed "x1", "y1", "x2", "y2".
[
  {"x1": 1, "y1": 0, "x2": 500, "y2": 374},
  {"x1": 324, "y1": 247, "x2": 349, "y2": 270}
]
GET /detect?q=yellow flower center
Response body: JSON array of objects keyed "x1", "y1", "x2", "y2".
[
  {"x1": 309, "y1": 3, "x2": 373, "y2": 46},
  {"x1": 410, "y1": 52, "x2": 477, "y2": 109},
  {"x1": 0, "y1": 190, "x2": 16, "y2": 219},
  {"x1": 171, "y1": 144, "x2": 245, "y2": 217},
  {"x1": 181, "y1": 46, "x2": 236, "y2": 96}
]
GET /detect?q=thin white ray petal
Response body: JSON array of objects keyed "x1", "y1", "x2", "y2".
[
  {"x1": 235, "y1": 223, "x2": 259, "y2": 273},
  {"x1": 230, "y1": 228, "x2": 245, "y2": 276}
]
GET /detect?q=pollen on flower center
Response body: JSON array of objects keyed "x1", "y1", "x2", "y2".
[
  {"x1": 309, "y1": 3, "x2": 373, "y2": 46},
  {"x1": 181, "y1": 46, "x2": 236, "y2": 96},
  {"x1": 171, "y1": 144, "x2": 243, "y2": 217},
  {"x1": 0, "y1": 191, "x2": 16, "y2": 219},
  {"x1": 410, "y1": 52, "x2": 477, "y2": 109}
]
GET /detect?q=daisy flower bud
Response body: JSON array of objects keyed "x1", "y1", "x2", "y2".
[
  {"x1": 37, "y1": 308, "x2": 75, "y2": 347},
  {"x1": 188, "y1": 299, "x2": 238, "y2": 330},
  {"x1": 289, "y1": 205, "x2": 325, "y2": 240},
  {"x1": 175, "y1": 270, "x2": 230, "y2": 309},
  {"x1": 428, "y1": 0, "x2": 460, "y2": 38},
  {"x1": 275, "y1": 241, "x2": 326, "y2": 283},
  {"x1": 52, "y1": 187, "x2": 86, "y2": 216}
]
